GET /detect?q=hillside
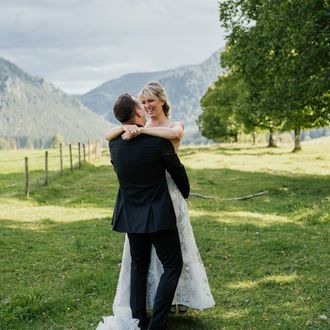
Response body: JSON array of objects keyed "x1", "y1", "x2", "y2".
[
  {"x1": 80, "y1": 50, "x2": 224, "y2": 143},
  {"x1": 0, "y1": 58, "x2": 112, "y2": 148}
]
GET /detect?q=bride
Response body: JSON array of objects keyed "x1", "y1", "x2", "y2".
[{"x1": 97, "y1": 81, "x2": 214, "y2": 329}]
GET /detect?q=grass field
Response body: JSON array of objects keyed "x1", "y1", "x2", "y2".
[{"x1": 0, "y1": 138, "x2": 329, "y2": 329}]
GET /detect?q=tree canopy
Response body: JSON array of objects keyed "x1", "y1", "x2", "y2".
[{"x1": 199, "y1": 0, "x2": 330, "y2": 151}]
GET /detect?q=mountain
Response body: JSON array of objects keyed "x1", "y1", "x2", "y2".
[
  {"x1": 80, "y1": 50, "x2": 224, "y2": 144},
  {"x1": 0, "y1": 58, "x2": 112, "y2": 149}
]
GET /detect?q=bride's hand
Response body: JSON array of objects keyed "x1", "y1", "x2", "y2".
[
  {"x1": 122, "y1": 124, "x2": 140, "y2": 134},
  {"x1": 122, "y1": 132, "x2": 133, "y2": 140},
  {"x1": 121, "y1": 125, "x2": 141, "y2": 140}
]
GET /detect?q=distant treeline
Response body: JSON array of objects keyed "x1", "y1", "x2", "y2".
[
  {"x1": 0, "y1": 134, "x2": 104, "y2": 150},
  {"x1": 0, "y1": 136, "x2": 53, "y2": 149},
  {"x1": 0, "y1": 127, "x2": 329, "y2": 150}
]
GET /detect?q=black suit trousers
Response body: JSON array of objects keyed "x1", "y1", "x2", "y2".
[{"x1": 127, "y1": 229, "x2": 183, "y2": 330}]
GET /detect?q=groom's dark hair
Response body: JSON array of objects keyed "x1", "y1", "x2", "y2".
[{"x1": 113, "y1": 93, "x2": 139, "y2": 123}]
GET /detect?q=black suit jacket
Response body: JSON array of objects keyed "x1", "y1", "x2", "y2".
[{"x1": 109, "y1": 134, "x2": 190, "y2": 233}]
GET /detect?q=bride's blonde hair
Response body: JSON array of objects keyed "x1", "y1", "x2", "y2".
[{"x1": 138, "y1": 81, "x2": 171, "y2": 118}]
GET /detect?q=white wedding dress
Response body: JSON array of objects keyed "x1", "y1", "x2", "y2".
[{"x1": 97, "y1": 174, "x2": 215, "y2": 330}]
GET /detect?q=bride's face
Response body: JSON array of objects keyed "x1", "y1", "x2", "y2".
[{"x1": 139, "y1": 95, "x2": 164, "y2": 119}]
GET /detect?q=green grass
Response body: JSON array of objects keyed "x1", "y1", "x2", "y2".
[
  {"x1": 1, "y1": 139, "x2": 330, "y2": 329},
  {"x1": 0, "y1": 147, "x2": 85, "y2": 174}
]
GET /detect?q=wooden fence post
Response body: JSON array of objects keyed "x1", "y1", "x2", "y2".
[
  {"x1": 60, "y1": 143, "x2": 63, "y2": 175},
  {"x1": 69, "y1": 144, "x2": 73, "y2": 170},
  {"x1": 44, "y1": 151, "x2": 48, "y2": 186},
  {"x1": 78, "y1": 142, "x2": 81, "y2": 169},
  {"x1": 24, "y1": 157, "x2": 29, "y2": 197},
  {"x1": 88, "y1": 140, "x2": 91, "y2": 161},
  {"x1": 83, "y1": 143, "x2": 86, "y2": 163}
]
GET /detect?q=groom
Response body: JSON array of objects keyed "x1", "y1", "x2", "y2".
[{"x1": 109, "y1": 93, "x2": 190, "y2": 330}]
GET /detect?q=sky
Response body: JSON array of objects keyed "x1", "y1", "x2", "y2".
[{"x1": 0, "y1": 0, "x2": 226, "y2": 94}]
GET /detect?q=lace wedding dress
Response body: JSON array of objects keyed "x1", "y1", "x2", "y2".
[{"x1": 97, "y1": 174, "x2": 215, "y2": 330}]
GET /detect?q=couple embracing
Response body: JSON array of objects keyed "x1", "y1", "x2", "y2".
[{"x1": 97, "y1": 82, "x2": 214, "y2": 330}]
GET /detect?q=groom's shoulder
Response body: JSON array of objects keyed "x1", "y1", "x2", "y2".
[{"x1": 108, "y1": 136, "x2": 121, "y2": 147}]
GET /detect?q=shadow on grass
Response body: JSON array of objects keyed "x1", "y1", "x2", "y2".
[
  {"x1": 0, "y1": 216, "x2": 124, "y2": 329},
  {"x1": 1, "y1": 166, "x2": 330, "y2": 247},
  {"x1": 0, "y1": 163, "x2": 117, "y2": 206},
  {"x1": 2, "y1": 164, "x2": 330, "y2": 218},
  {"x1": 168, "y1": 314, "x2": 207, "y2": 329},
  {"x1": 1, "y1": 149, "x2": 330, "y2": 328},
  {"x1": 192, "y1": 216, "x2": 329, "y2": 329},
  {"x1": 1, "y1": 213, "x2": 329, "y2": 329}
]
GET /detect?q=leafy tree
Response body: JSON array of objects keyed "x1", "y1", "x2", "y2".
[
  {"x1": 221, "y1": 49, "x2": 283, "y2": 147},
  {"x1": 199, "y1": 65, "x2": 279, "y2": 146},
  {"x1": 219, "y1": 0, "x2": 330, "y2": 151},
  {"x1": 198, "y1": 72, "x2": 243, "y2": 142},
  {"x1": 51, "y1": 134, "x2": 65, "y2": 148}
]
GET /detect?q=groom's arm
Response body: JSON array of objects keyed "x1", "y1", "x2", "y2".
[{"x1": 160, "y1": 140, "x2": 190, "y2": 198}]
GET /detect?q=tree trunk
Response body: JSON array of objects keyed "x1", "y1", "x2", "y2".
[
  {"x1": 267, "y1": 128, "x2": 277, "y2": 147},
  {"x1": 292, "y1": 127, "x2": 302, "y2": 152},
  {"x1": 251, "y1": 132, "x2": 256, "y2": 144}
]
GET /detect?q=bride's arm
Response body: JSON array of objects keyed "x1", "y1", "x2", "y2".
[
  {"x1": 139, "y1": 122, "x2": 184, "y2": 141},
  {"x1": 105, "y1": 125, "x2": 140, "y2": 141},
  {"x1": 105, "y1": 126, "x2": 125, "y2": 141}
]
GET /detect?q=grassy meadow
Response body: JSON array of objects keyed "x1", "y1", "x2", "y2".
[{"x1": 0, "y1": 138, "x2": 329, "y2": 329}]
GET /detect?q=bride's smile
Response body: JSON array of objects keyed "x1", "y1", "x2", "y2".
[{"x1": 140, "y1": 96, "x2": 164, "y2": 118}]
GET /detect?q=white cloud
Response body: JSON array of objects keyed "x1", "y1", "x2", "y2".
[{"x1": 0, "y1": 0, "x2": 225, "y2": 94}]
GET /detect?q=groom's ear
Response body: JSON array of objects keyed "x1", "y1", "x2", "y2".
[{"x1": 135, "y1": 106, "x2": 143, "y2": 117}]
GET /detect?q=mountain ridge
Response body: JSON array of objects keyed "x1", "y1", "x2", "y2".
[
  {"x1": 0, "y1": 58, "x2": 112, "y2": 149},
  {"x1": 0, "y1": 50, "x2": 224, "y2": 148}
]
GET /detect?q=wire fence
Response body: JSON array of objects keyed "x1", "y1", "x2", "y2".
[{"x1": 0, "y1": 141, "x2": 103, "y2": 196}]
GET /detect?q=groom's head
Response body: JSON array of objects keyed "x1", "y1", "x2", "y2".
[{"x1": 113, "y1": 93, "x2": 146, "y2": 126}]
